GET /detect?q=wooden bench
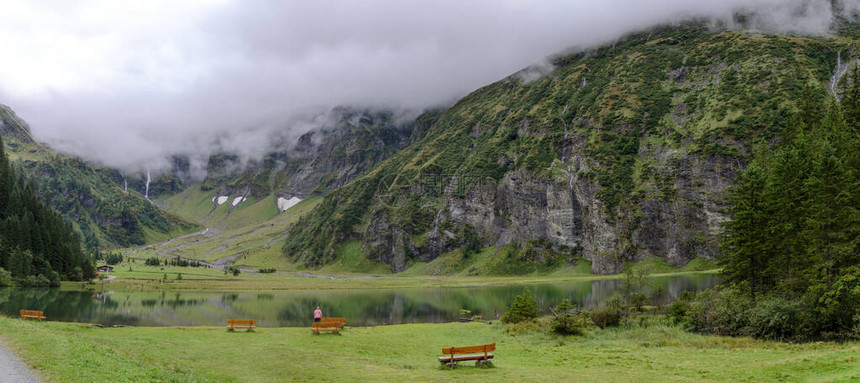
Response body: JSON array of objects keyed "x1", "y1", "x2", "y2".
[
  {"x1": 312, "y1": 317, "x2": 346, "y2": 334},
  {"x1": 226, "y1": 319, "x2": 256, "y2": 331},
  {"x1": 19, "y1": 310, "x2": 46, "y2": 321},
  {"x1": 438, "y1": 343, "x2": 495, "y2": 368}
]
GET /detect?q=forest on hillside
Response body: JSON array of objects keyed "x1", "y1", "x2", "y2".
[
  {"x1": 673, "y1": 77, "x2": 860, "y2": 341},
  {"x1": 0, "y1": 136, "x2": 94, "y2": 287}
]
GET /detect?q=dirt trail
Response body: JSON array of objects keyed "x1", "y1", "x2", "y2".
[{"x1": 0, "y1": 343, "x2": 42, "y2": 383}]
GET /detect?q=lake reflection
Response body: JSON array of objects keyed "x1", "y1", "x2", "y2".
[{"x1": 0, "y1": 274, "x2": 719, "y2": 327}]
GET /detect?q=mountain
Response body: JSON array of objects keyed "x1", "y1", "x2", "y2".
[
  {"x1": 199, "y1": 107, "x2": 437, "y2": 200},
  {"x1": 0, "y1": 104, "x2": 200, "y2": 249},
  {"x1": 283, "y1": 22, "x2": 859, "y2": 274},
  {"x1": 154, "y1": 107, "x2": 438, "y2": 228}
]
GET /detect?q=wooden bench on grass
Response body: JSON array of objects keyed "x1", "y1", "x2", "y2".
[
  {"x1": 226, "y1": 319, "x2": 256, "y2": 331},
  {"x1": 438, "y1": 343, "x2": 495, "y2": 368},
  {"x1": 312, "y1": 317, "x2": 346, "y2": 334},
  {"x1": 19, "y1": 310, "x2": 46, "y2": 321}
]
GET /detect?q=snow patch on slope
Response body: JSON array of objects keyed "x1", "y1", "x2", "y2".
[
  {"x1": 277, "y1": 197, "x2": 302, "y2": 212},
  {"x1": 232, "y1": 197, "x2": 245, "y2": 207},
  {"x1": 213, "y1": 196, "x2": 229, "y2": 205}
]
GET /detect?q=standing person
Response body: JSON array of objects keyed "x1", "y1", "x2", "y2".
[{"x1": 313, "y1": 306, "x2": 322, "y2": 322}]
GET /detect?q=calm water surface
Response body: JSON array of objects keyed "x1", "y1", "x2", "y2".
[{"x1": 0, "y1": 274, "x2": 719, "y2": 327}]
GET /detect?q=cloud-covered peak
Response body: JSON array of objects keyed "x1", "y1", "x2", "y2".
[{"x1": 0, "y1": 0, "x2": 855, "y2": 173}]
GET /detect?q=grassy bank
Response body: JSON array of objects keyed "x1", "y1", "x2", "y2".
[
  {"x1": 0, "y1": 317, "x2": 857, "y2": 382},
  {"x1": 80, "y1": 272, "x2": 616, "y2": 291}
]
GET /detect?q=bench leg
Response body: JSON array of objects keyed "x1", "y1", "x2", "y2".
[{"x1": 445, "y1": 362, "x2": 457, "y2": 369}]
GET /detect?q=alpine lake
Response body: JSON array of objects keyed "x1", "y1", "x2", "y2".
[{"x1": 0, "y1": 273, "x2": 718, "y2": 327}]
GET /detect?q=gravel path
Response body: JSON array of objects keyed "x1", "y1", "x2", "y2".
[{"x1": 0, "y1": 343, "x2": 42, "y2": 383}]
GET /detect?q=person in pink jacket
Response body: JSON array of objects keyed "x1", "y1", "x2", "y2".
[{"x1": 313, "y1": 306, "x2": 322, "y2": 322}]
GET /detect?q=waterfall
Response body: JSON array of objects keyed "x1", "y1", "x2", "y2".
[
  {"x1": 428, "y1": 206, "x2": 446, "y2": 256},
  {"x1": 144, "y1": 170, "x2": 151, "y2": 202},
  {"x1": 568, "y1": 166, "x2": 574, "y2": 192},
  {"x1": 430, "y1": 207, "x2": 444, "y2": 237},
  {"x1": 829, "y1": 51, "x2": 849, "y2": 102},
  {"x1": 123, "y1": 178, "x2": 128, "y2": 193}
]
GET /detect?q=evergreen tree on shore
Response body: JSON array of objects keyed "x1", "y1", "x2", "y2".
[{"x1": 0, "y1": 136, "x2": 93, "y2": 286}]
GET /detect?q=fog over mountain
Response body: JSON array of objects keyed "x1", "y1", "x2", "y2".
[{"x1": 0, "y1": 0, "x2": 856, "y2": 174}]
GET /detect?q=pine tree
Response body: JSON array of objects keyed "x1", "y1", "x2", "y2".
[
  {"x1": 721, "y1": 162, "x2": 772, "y2": 300},
  {"x1": 764, "y1": 132, "x2": 810, "y2": 296},
  {"x1": 802, "y1": 140, "x2": 857, "y2": 282}
]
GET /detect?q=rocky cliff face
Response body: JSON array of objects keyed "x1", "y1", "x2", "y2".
[
  {"x1": 362, "y1": 147, "x2": 740, "y2": 273},
  {"x1": 285, "y1": 24, "x2": 858, "y2": 274}
]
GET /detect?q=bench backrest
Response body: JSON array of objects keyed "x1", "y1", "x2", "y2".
[
  {"x1": 442, "y1": 343, "x2": 496, "y2": 355},
  {"x1": 20, "y1": 310, "x2": 44, "y2": 316},
  {"x1": 227, "y1": 319, "x2": 256, "y2": 325},
  {"x1": 320, "y1": 317, "x2": 346, "y2": 325}
]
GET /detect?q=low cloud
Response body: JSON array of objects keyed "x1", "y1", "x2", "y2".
[{"x1": 0, "y1": 0, "x2": 856, "y2": 174}]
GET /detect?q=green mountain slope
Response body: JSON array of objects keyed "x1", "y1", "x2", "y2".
[
  {"x1": 284, "y1": 23, "x2": 859, "y2": 274},
  {"x1": 153, "y1": 107, "x2": 438, "y2": 231},
  {"x1": 0, "y1": 135, "x2": 95, "y2": 286},
  {"x1": 0, "y1": 105, "x2": 200, "y2": 250}
]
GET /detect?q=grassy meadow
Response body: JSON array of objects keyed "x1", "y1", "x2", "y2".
[{"x1": 0, "y1": 316, "x2": 857, "y2": 383}]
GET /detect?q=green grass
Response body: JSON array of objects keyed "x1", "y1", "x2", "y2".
[
  {"x1": 679, "y1": 258, "x2": 720, "y2": 272},
  {"x1": 317, "y1": 240, "x2": 391, "y2": 274},
  {"x1": 400, "y1": 247, "x2": 594, "y2": 278},
  {"x1": 158, "y1": 184, "x2": 220, "y2": 223},
  {"x1": 1, "y1": 317, "x2": 857, "y2": 383},
  {"x1": 122, "y1": 196, "x2": 322, "y2": 270}
]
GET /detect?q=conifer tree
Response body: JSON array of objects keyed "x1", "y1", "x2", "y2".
[{"x1": 721, "y1": 162, "x2": 772, "y2": 300}]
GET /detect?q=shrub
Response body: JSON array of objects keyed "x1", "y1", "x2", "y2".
[
  {"x1": 0, "y1": 268, "x2": 12, "y2": 287},
  {"x1": 681, "y1": 287, "x2": 855, "y2": 341},
  {"x1": 629, "y1": 292, "x2": 647, "y2": 312},
  {"x1": 144, "y1": 257, "x2": 161, "y2": 266},
  {"x1": 666, "y1": 300, "x2": 689, "y2": 325},
  {"x1": 258, "y1": 268, "x2": 277, "y2": 274},
  {"x1": 743, "y1": 296, "x2": 804, "y2": 341},
  {"x1": 168, "y1": 258, "x2": 202, "y2": 267},
  {"x1": 590, "y1": 306, "x2": 622, "y2": 329},
  {"x1": 666, "y1": 290, "x2": 693, "y2": 325},
  {"x1": 550, "y1": 299, "x2": 583, "y2": 335},
  {"x1": 502, "y1": 291, "x2": 539, "y2": 323},
  {"x1": 803, "y1": 267, "x2": 860, "y2": 339},
  {"x1": 17, "y1": 274, "x2": 51, "y2": 287},
  {"x1": 686, "y1": 288, "x2": 753, "y2": 336},
  {"x1": 105, "y1": 253, "x2": 123, "y2": 265}
]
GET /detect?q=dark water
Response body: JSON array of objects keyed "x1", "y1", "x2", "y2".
[{"x1": 0, "y1": 274, "x2": 719, "y2": 327}]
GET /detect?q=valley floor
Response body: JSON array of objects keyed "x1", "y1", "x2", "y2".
[{"x1": 0, "y1": 317, "x2": 857, "y2": 383}]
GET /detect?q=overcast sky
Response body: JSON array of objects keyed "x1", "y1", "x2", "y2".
[{"x1": 0, "y1": 0, "x2": 856, "y2": 173}]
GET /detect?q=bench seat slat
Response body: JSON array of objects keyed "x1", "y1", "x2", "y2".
[
  {"x1": 311, "y1": 318, "x2": 345, "y2": 333},
  {"x1": 20, "y1": 310, "x2": 46, "y2": 320},
  {"x1": 226, "y1": 319, "x2": 256, "y2": 331},
  {"x1": 438, "y1": 353, "x2": 494, "y2": 362}
]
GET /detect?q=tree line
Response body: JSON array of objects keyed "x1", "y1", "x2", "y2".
[
  {"x1": 677, "y1": 79, "x2": 860, "y2": 340},
  {"x1": 0, "y1": 136, "x2": 94, "y2": 286}
]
